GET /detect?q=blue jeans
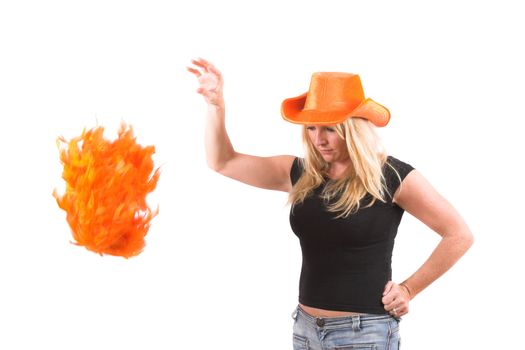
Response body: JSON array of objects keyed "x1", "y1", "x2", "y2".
[{"x1": 291, "y1": 305, "x2": 401, "y2": 350}]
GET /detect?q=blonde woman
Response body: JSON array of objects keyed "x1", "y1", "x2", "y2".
[{"x1": 188, "y1": 57, "x2": 473, "y2": 350}]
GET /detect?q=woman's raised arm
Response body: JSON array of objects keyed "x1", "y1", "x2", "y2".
[{"x1": 188, "y1": 58, "x2": 295, "y2": 192}]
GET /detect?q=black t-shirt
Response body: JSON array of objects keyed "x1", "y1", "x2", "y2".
[{"x1": 289, "y1": 155, "x2": 415, "y2": 314}]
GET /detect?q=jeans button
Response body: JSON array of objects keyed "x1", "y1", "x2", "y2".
[{"x1": 316, "y1": 318, "x2": 325, "y2": 327}]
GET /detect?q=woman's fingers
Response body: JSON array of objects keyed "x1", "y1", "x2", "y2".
[
  {"x1": 383, "y1": 280, "x2": 394, "y2": 296},
  {"x1": 382, "y1": 282, "x2": 410, "y2": 317},
  {"x1": 389, "y1": 305, "x2": 407, "y2": 317},
  {"x1": 188, "y1": 58, "x2": 221, "y2": 83},
  {"x1": 188, "y1": 57, "x2": 224, "y2": 106},
  {"x1": 187, "y1": 66, "x2": 201, "y2": 77},
  {"x1": 191, "y1": 57, "x2": 214, "y2": 73},
  {"x1": 391, "y1": 303, "x2": 409, "y2": 317},
  {"x1": 190, "y1": 58, "x2": 207, "y2": 69},
  {"x1": 385, "y1": 299, "x2": 407, "y2": 316},
  {"x1": 195, "y1": 57, "x2": 214, "y2": 68}
]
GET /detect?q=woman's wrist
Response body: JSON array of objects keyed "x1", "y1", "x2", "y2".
[
  {"x1": 399, "y1": 282, "x2": 413, "y2": 300},
  {"x1": 208, "y1": 101, "x2": 224, "y2": 110}
]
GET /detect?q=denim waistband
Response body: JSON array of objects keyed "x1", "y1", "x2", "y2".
[{"x1": 292, "y1": 304, "x2": 396, "y2": 328}]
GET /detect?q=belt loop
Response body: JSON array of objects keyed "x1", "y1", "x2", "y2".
[
  {"x1": 291, "y1": 306, "x2": 299, "y2": 320},
  {"x1": 351, "y1": 315, "x2": 361, "y2": 331}
]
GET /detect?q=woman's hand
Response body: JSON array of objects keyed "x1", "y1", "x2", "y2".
[
  {"x1": 382, "y1": 281, "x2": 411, "y2": 318},
  {"x1": 187, "y1": 57, "x2": 224, "y2": 108}
]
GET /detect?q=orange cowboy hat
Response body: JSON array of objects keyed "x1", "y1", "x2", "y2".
[{"x1": 281, "y1": 72, "x2": 390, "y2": 127}]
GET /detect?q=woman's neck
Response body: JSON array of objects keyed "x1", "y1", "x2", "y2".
[{"x1": 325, "y1": 160, "x2": 353, "y2": 180}]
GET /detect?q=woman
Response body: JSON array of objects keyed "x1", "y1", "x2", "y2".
[{"x1": 188, "y1": 57, "x2": 474, "y2": 350}]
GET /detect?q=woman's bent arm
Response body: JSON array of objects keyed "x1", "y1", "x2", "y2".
[
  {"x1": 204, "y1": 102, "x2": 294, "y2": 192},
  {"x1": 189, "y1": 58, "x2": 295, "y2": 193},
  {"x1": 393, "y1": 170, "x2": 475, "y2": 299}
]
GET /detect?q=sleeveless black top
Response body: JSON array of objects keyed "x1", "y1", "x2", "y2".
[{"x1": 289, "y1": 155, "x2": 415, "y2": 314}]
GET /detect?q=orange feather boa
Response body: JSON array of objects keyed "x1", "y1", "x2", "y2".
[{"x1": 53, "y1": 123, "x2": 160, "y2": 258}]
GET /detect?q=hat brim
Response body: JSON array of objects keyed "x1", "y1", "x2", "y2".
[{"x1": 281, "y1": 93, "x2": 390, "y2": 127}]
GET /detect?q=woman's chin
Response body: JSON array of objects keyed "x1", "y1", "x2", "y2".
[{"x1": 320, "y1": 153, "x2": 334, "y2": 161}]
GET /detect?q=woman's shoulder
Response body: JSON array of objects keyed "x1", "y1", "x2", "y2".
[
  {"x1": 383, "y1": 155, "x2": 416, "y2": 199},
  {"x1": 384, "y1": 155, "x2": 415, "y2": 179}
]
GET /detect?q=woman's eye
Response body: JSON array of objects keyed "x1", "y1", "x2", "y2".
[
  {"x1": 326, "y1": 127, "x2": 335, "y2": 132},
  {"x1": 306, "y1": 126, "x2": 316, "y2": 131}
]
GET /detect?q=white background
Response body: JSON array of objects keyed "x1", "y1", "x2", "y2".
[{"x1": 1, "y1": 0, "x2": 523, "y2": 349}]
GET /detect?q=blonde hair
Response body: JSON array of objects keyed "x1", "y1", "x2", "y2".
[{"x1": 288, "y1": 117, "x2": 403, "y2": 219}]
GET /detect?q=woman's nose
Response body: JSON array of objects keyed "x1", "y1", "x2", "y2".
[{"x1": 315, "y1": 131, "x2": 327, "y2": 145}]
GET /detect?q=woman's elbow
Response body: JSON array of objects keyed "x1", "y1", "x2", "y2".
[
  {"x1": 206, "y1": 158, "x2": 227, "y2": 173},
  {"x1": 207, "y1": 161, "x2": 222, "y2": 173},
  {"x1": 458, "y1": 229, "x2": 474, "y2": 253}
]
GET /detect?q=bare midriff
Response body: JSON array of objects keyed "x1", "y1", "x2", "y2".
[{"x1": 299, "y1": 303, "x2": 365, "y2": 317}]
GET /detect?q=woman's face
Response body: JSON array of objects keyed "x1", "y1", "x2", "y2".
[{"x1": 306, "y1": 125, "x2": 349, "y2": 164}]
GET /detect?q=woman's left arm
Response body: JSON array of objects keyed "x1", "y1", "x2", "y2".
[
  {"x1": 383, "y1": 169, "x2": 474, "y2": 315},
  {"x1": 394, "y1": 169, "x2": 474, "y2": 298}
]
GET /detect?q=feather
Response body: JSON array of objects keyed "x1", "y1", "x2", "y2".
[{"x1": 53, "y1": 123, "x2": 160, "y2": 258}]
